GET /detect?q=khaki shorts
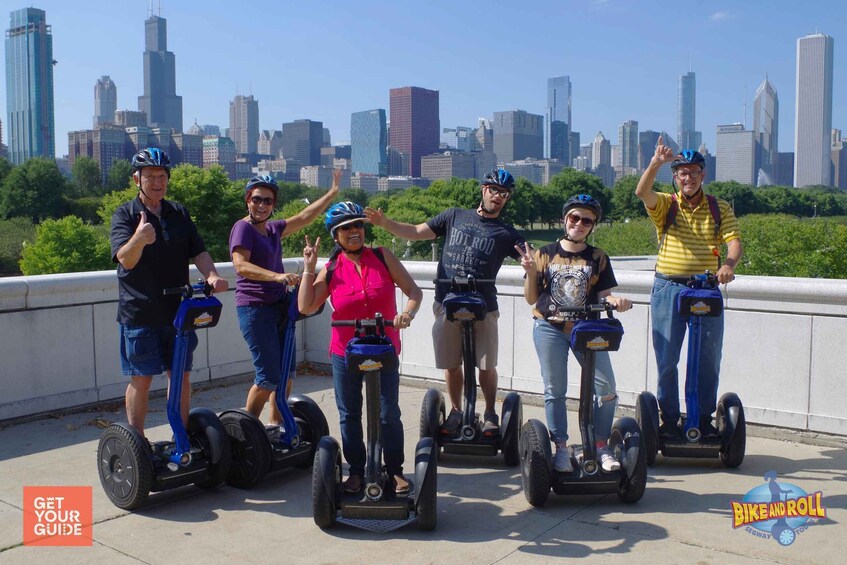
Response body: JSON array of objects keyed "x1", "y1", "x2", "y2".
[{"x1": 432, "y1": 301, "x2": 500, "y2": 370}]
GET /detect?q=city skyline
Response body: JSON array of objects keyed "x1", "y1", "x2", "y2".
[{"x1": 1, "y1": 1, "x2": 845, "y2": 164}]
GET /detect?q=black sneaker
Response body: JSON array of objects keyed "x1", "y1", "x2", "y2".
[
  {"x1": 440, "y1": 409, "x2": 463, "y2": 436},
  {"x1": 659, "y1": 421, "x2": 683, "y2": 441},
  {"x1": 699, "y1": 418, "x2": 720, "y2": 440}
]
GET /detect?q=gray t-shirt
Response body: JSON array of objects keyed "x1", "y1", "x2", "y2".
[{"x1": 427, "y1": 208, "x2": 525, "y2": 312}]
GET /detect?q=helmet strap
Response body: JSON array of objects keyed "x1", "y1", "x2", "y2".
[{"x1": 248, "y1": 212, "x2": 268, "y2": 225}]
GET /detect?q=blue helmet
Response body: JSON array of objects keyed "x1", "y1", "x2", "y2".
[
  {"x1": 245, "y1": 174, "x2": 279, "y2": 197},
  {"x1": 325, "y1": 201, "x2": 366, "y2": 237},
  {"x1": 563, "y1": 194, "x2": 603, "y2": 223},
  {"x1": 671, "y1": 149, "x2": 706, "y2": 170},
  {"x1": 132, "y1": 147, "x2": 171, "y2": 176},
  {"x1": 482, "y1": 168, "x2": 516, "y2": 191}
]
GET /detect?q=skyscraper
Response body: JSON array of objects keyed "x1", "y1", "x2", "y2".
[
  {"x1": 350, "y1": 109, "x2": 387, "y2": 176},
  {"x1": 137, "y1": 14, "x2": 183, "y2": 132},
  {"x1": 678, "y1": 71, "x2": 701, "y2": 150},
  {"x1": 492, "y1": 110, "x2": 543, "y2": 163},
  {"x1": 545, "y1": 76, "x2": 571, "y2": 163},
  {"x1": 5, "y1": 8, "x2": 55, "y2": 164},
  {"x1": 618, "y1": 120, "x2": 639, "y2": 171},
  {"x1": 716, "y1": 123, "x2": 756, "y2": 185},
  {"x1": 794, "y1": 33, "x2": 834, "y2": 187},
  {"x1": 94, "y1": 76, "x2": 117, "y2": 128},
  {"x1": 281, "y1": 119, "x2": 323, "y2": 166},
  {"x1": 389, "y1": 86, "x2": 440, "y2": 177},
  {"x1": 229, "y1": 94, "x2": 259, "y2": 155},
  {"x1": 753, "y1": 77, "x2": 779, "y2": 186}
]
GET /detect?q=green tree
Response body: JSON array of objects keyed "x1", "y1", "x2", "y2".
[
  {"x1": 97, "y1": 186, "x2": 136, "y2": 224},
  {"x1": 706, "y1": 181, "x2": 759, "y2": 216},
  {"x1": 0, "y1": 217, "x2": 36, "y2": 275},
  {"x1": 0, "y1": 157, "x2": 12, "y2": 188},
  {"x1": 338, "y1": 188, "x2": 370, "y2": 207},
  {"x1": 0, "y1": 158, "x2": 68, "y2": 221},
  {"x1": 610, "y1": 175, "x2": 647, "y2": 222},
  {"x1": 19, "y1": 216, "x2": 111, "y2": 275},
  {"x1": 71, "y1": 156, "x2": 103, "y2": 197},
  {"x1": 547, "y1": 169, "x2": 612, "y2": 218},
  {"x1": 106, "y1": 159, "x2": 133, "y2": 193},
  {"x1": 276, "y1": 200, "x2": 331, "y2": 260}
]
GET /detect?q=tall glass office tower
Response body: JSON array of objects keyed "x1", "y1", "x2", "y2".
[
  {"x1": 678, "y1": 72, "x2": 701, "y2": 150},
  {"x1": 753, "y1": 77, "x2": 778, "y2": 186},
  {"x1": 351, "y1": 109, "x2": 387, "y2": 176},
  {"x1": 138, "y1": 15, "x2": 182, "y2": 132},
  {"x1": 794, "y1": 33, "x2": 834, "y2": 187},
  {"x1": 545, "y1": 75, "x2": 571, "y2": 162},
  {"x1": 5, "y1": 8, "x2": 55, "y2": 164}
]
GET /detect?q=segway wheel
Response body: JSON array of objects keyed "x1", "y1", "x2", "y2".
[
  {"x1": 188, "y1": 408, "x2": 232, "y2": 489},
  {"x1": 610, "y1": 417, "x2": 647, "y2": 503},
  {"x1": 220, "y1": 410, "x2": 271, "y2": 489},
  {"x1": 773, "y1": 524, "x2": 795, "y2": 546},
  {"x1": 97, "y1": 423, "x2": 154, "y2": 510},
  {"x1": 501, "y1": 392, "x2": 522, "y2": 467},
  {"x1": 519, "y1": 421, "x2": 551, "y2": 507},
  {"x1": 416, "y1": 440, "x2": 438, "y2": 531},
  {"x1": 419, "y1": 388, "x2": 445, "y2": 443},
  {"x1": 636, "y1": 392, "x2": 659, "y2": 467},
  {"x1": 290, "y1": 395, "x2": 330, "y2": 469},
  {"x1": 312, "y1": 438, "x2": 341, "y2": 528},
  {"x1": 717, "y1": 393, "x2": 746, "y2": 468}
]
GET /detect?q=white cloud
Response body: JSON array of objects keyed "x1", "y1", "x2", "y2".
[{"x1": 709, "y1": 11, "x2": 732, "y2": 22}]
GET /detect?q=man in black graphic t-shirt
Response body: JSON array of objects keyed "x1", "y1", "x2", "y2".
[{"x1": 366, "y1": 169, "x2": 526, "y2": 437}]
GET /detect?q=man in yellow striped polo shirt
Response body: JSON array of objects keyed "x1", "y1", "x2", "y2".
[{"x1": 635, "y1": 136, "x2": 743, "y2": 440}]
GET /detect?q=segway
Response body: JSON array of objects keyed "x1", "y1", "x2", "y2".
[
  {"x1": 312, "y1": 314, "x2": 437, "y2": 531},
  {"x1": 636, "y1": 271, "x2": 746, "y2": 467},
  {"x1": 219, "y1": 286, "x2": 329, "y2": 489},
  {"x1": 98, "y1": 280, "x2": 232, "y2": 510},
  {"x1": 419, "y1": 276, "x2": 522, "y2": 466},
  {"x1": 520, "y1": 301, "x2": 647, "y2": 507}
]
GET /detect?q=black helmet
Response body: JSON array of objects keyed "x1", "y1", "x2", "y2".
[
  {"x1": 245, "y1": 174, "x2": 279, "y2": 197},
  {"x1": 671, "y1": 149, "x2": 706, "y2": 170},
  {"x1": 562, "y1": 194, "x2": 603, "y2": 223},
  {"x1": 131, "y1": 147, "x2": 171, "y2": 176},
  {"x1": 482, "y1": 168, "x2": 516, "y2": 190}
]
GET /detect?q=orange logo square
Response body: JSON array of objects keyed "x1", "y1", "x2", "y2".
[{"x1": 23, "y1": 486, "x2": 93, "y2": 546}]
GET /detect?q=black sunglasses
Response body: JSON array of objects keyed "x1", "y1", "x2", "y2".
[
  {"x1": 250, "y1": 195, "x2": 275, "y2": 206},
  {"x1": 566, "y1": 213, "x2": 595, "y2": 227},
  {"x1": 338, "y1": 221, "x2": 365, "y2": 231}
]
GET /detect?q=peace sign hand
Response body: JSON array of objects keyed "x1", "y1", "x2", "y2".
[
  {"x1": 303, "y1": 235, "x2": 321, "y2": 272},
  {"x1": 515, "y1": 242, "x2": 536, "y2": 273}
]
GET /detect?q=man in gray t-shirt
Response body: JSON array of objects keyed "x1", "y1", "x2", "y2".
[{"x1": 365, "y1": 169, "x2": 526, "y2": 438}]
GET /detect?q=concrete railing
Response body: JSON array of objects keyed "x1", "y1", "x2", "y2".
[{"x1": 2, "y1": 260, "x2": 846, "y2": 436}]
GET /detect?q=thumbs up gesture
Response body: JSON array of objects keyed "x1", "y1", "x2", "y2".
[{"x1": 135, "y1": 210, "x2": 156, "y2": 246}]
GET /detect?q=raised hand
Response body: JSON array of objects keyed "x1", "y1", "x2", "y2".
[
  {"x1": 652, "y1": 134, "x2": 676, "y2": 166},
  {"x1": 135, "y1": 210, "x2": 156, "y2": 245},
  {"x1": 331, "y1": 168, "x2": 342, "y2": 191},
  {"x1": 515, "y1": 242, "x2": 536, "y2": 272},
  {"x1": 364, "y1": 207, "x2": 385, "y2": 227},
  {"x1": 303, "y1": 235, "x2": 321, "y2": 272}
]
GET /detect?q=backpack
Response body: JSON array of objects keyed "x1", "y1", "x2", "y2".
[
  {"x1": 324, "y1": 246, "x2": 389, "y2": 286},
  {"x1": 659, "y1": 193, "x2": 722, "y2": 256}
]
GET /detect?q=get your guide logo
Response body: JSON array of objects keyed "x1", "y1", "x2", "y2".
[{"x1": 730, "y1": 471, "x2": 826, "y2": 546}]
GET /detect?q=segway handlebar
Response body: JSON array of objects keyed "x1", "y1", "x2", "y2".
[
  {"x1": 558, "y1": 300, "x2": 617, "y2": 316},
  {"x1": 434, "y1": 276, "x2": 496, "y2": 293},
  {"x1": 331, "y1": 315, "x2": 395, "y2": 328},
  {"x1": 162, "y1": 279, "x2": 214, "y2": 298}
]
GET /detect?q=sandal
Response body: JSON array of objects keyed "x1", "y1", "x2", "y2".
[{"x1": 343, "y1": 474, "x2": 363, "y2": 494}]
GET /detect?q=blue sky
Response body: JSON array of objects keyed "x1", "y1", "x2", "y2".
[{"x1": 3, "y1": 0, "x2": 845, "y2": 159}]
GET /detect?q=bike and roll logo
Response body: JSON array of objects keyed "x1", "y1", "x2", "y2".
[{"x1": 730, "y1": 471, "x2": 826, "y2": 546}]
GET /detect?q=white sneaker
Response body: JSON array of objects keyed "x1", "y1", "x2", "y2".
[
  {"x1": 598, "y1": 446, "x2": 621, "y2": 472},
  {"x1": 553, "y1": 445, "x2": 573, "y2": 473}
]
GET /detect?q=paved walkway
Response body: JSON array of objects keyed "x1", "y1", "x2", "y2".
[{"x1": 0, "y1": 373, "x2": 844, "y2": 564}]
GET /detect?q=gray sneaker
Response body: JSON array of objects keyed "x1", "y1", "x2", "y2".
[
  {"x1": 553, "y1": 445, "x2": 573, "y2": 473},
  {"x1": 440, "y1": 409, "x2": 463, "y2": 436},
  {"x1": 597, "y1": 446, "x2": 621, "y2": 472}
]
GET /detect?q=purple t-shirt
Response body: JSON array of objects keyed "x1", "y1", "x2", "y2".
[{"x1": 229, "y1": 219, "x2": 288, "y2": 306}]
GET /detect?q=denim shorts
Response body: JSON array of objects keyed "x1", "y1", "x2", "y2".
[
  {"x1": 237, "y1": 304, "x2": 297, "y2": 391},
  {"x1": 119, "y1": 324, "x2": 198, "y2": 376}
]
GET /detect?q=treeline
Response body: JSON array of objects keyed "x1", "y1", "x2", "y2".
[{"x1": 1, "y1": 156, "x2": 845, "y2": 278}]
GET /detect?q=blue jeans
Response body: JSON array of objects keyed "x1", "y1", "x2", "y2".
[
  {"x1": 650, "y1": 277, "x2": 723, "y2": 424},
  {"x1": 331, "y1": 353, "x2": 404, "y2": 477},
  {"x1": 532, "y1": 319, "x2": 618, "y2": 445},
  {"x1": 237, "y1": 305, "x2": 296, "y2": 391}
]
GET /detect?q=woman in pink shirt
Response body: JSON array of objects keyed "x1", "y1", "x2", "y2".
[{"x1": 298, "y1": 202, "x2": 422, "y2": 496}]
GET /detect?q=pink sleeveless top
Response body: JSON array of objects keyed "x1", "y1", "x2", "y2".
[{"x1": 327, "y1": 247, "x2": 400, "y2": 357}]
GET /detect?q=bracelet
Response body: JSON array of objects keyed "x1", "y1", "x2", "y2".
[{"x1": 302, "y1": 271, "x2": 315, "y2": 277}]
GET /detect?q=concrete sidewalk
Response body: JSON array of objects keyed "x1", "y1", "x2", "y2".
[{"x1": 0, "y1": 373, "x2": 844, "y2": 564}]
